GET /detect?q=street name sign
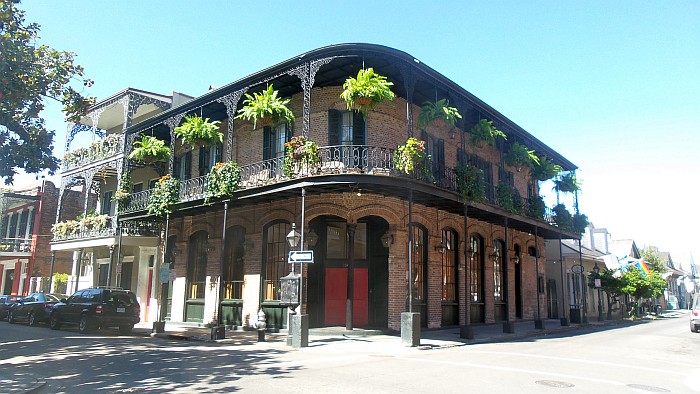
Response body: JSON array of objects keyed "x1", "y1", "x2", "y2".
[{"x1": 289, "y1": 250, "x2": 314, "y2": 264}]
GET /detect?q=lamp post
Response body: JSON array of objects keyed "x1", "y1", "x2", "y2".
[{"x1": 593, "y1": 262, "x2": 603, "y2": 322}]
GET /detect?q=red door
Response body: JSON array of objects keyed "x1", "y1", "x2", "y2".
[{"x1": 324, "y1": 267, "x2": 368, "y2": 326}]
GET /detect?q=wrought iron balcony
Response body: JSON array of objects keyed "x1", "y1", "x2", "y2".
[
  {"x1": 51, "y1": 215, "x2": 161, "y2": 242},
  {"x1": 0, "y1": 237, "x2": 33, "y2": 253},
  {"x1": 62, "y1": 133, "x2": 125, "y2": 171},
  {"x1": 118, "y1": 144, "x2": 556, "y2": 225}
]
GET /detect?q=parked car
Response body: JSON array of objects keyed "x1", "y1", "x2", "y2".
[
  {"x1": 0, "y1": 295, "x2": 20, "y2": 320},
  {"x1": 7, "y1": 293, "x2": 63, "y2": 326},
  {"x1": 49, "y1": 288, "x2": 140, "y2": 334},
  {"x1": 691, "y1": 293, "x2": 700, "y2": 333}
]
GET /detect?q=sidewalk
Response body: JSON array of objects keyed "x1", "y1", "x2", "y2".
[{"x1": 4, "y1": 310, "x2": 687, "y2": 393}]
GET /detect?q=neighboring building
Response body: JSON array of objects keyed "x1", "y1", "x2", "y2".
[
  {"x1": 52, "y1": 44, "x2": 581, "y2": 331},
  {"x1": 0, "y1": 181, "x2": 78, "y2": 295},
  {"x1": 647, "y1": 246, "x2": 684, "y2": 310}
]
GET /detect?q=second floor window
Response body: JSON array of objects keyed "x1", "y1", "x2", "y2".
[
  {"x1": 199, "y1": 143, "x2": 223, "y2": 177},
  {"x1": 328, "y1": 109, "x2": 365, "y2": 146},
  {"x1": 263, "y1": 123, "x2": 290, "y2": 160},
  {"x1": 102, "y1": 191, "x2": 113, "y2": 215},
  {"x1": 174, "y1": 151, "x2": 192, "y2": 180}
]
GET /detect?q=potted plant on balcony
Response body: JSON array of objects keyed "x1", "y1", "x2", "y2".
[
  {"x1": 282, "y1": 136, "x2": 320, "y2": 177},
  {"x1": 470, "y1": 119, "x2": 507, "y2": 147},
  {"x1": 174, "y1": 114, "x2": 223, "y2": 149},
  {"x1": 394, "y1": 137, "x2": 427, "y2": 175},
  {"x1": 129, "y1": 135, "x2": 171, "y2": 164},
  {"x1": 454, "y1": 163, "x2": 486, "y2": 203},
  {"x1": 113, "y1": 173, "x2": 132, "y2": 211},
  {"x1": 552, "y1": 204, "x2": 572, "y2": 229},
  {"x1": 496, "y1": 182, "x2": 523, "y2": 214},
  {"x1": 205, "y1": 161, "x2": 242, "y2": 203},
  {"x1": 527, "y1": 195, "x2": 546, "y2": 219},
  {"x1": 51, "y1": 220, "x2": 79, "y2": 238},
  {"x1": 531, "y1": 155, "x2": 563, "y2": 182},
  {"x1": 504, "y1": 142, "x2": 539, "y2": 168},
  {"x1": 235, "y1": 85, "x2": 295, "y2": 130},
  {"x1": 417, "y1": 99, "x2": 462, "y2": 130},
  {"x1": 340, "y1": 68, "x2": 395, "y2": 117},
  {"x1": 554, "y1": 173, "x2": 580, "y2": 193},
  {"x1": 572, "y1": 212, "x2": 589, "y2": 234},
  {"x1": 147, "y1": 175, "x2": 181, "y2": 217}
]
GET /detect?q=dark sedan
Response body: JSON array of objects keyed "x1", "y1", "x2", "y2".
[
  {"x1": 0, "y1": 295, "x2": 20, "y2": 320},
  {"x1": 8, "y1": 293, "x2": 62, "y2": 326}
]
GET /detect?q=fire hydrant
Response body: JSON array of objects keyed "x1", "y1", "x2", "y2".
[{"x1": 256, "y1": 309, "x2": 267, "y2": 342}]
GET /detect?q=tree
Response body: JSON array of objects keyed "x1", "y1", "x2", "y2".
[
  {"x1": 620, "y1": 267, "x2": 667, "y2": 317},
  {"x1": 640, "y1": 246, "x2": 665, "y2": 272},
  {"x1": 0, "y1": 0, "x2": 94, "y2": 184},
  {"x1": 588, "y1": 268, "x2": 624, "y2": 320}
]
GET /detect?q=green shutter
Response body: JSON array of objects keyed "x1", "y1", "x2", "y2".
[
  {"x1": 352, "y1": 110, "x2": 365, "y2": 145},
  {"x1": 184, "y1": 151, "x2": 192, "y2": 180},
  {"x1": 198, "y1": 146, "x2": 207, "y2": 177},
  {"x1": 437, "y1": 139, "x2": 445, "y2": 166},
  {"x1": 328, "y1": 110, "x2": 340, "y2": 145},
  {"x1": 263, "y1": 126, "x2": 272, "y2": 160}
]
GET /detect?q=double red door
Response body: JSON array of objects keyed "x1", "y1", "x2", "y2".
[{"x1": 324, "y1": 267, "x2": 368, "y2": 326}]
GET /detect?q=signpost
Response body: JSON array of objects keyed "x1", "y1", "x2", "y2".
[{"x1": 288, "y1": 250, "x2": 314, "y2": 264}]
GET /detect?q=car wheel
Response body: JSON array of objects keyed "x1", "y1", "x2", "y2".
[
  {"x1": 49, "y1": 314, "x2": 61, "y2": 330},
  {"x1": 119, "y1": 324, "x2": 134, "y2": 335},
  {"x1": 78, "y1": 315, "x2": 93, "y2": 334},
  {"x1": 28, "y1": 311, "x2": 37, "y2": 327},
  {"x1": 692, "y1": 323, "x2": 699, "y2": 333},
  {"x1": 7, "y1": 310, "x2": 16, "y2": 324}
]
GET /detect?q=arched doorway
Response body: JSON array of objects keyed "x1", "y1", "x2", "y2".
[
  {"x1": 306, "y1": 215, "x2": 389, "y2": 328},
  {"x1": 469, "y1": 234, "x2": 485, "y2": 323},
  {"x1": 185, "y1": 231, "x2": 208, "y2": 322},
  {"x1": 223, "y1": 225, "x2": 245, "y2": 326}
]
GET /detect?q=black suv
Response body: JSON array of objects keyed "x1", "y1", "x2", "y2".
[{"x1": 49, "y1": 288, "x2": 140, "y2": 334}]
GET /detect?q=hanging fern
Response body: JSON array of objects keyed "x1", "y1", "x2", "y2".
[
  {"x1": 340, "y1": 68, "x2": 395, "y2": 117},
  {"x1": 504, "y1": 142, "x2": 539, "y2": 168},
  {"x1": 235, "y1": 85, "x2": 295, "y2": 129},
  {"x1": 417, "y1": 99, "x2": 462, "y2": 129},
  {"x1": 531, "y1": 155, "x2": 563, "y2": 181},
  {"x1": 470, "y1": 119, "x2": 507, "y2": 147},
  {"x1": 174, "y1": 115, "x2": 223, "y2": 148}
]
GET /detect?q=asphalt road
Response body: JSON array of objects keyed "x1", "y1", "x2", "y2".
[{"x1": 0, "y1": 313, "x2": 698, "y2": 393}]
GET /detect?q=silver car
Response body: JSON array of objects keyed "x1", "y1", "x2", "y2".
[{"x1": 691, "y1": 293, "x2": 700, "y2": 333}]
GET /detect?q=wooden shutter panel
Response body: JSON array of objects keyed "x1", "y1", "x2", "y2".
[
  {"x1": 263, "y1": 126, "x2": 272, "y2": 160},
  {"x1": 184, "y1": 151, "x2": 192, "y2": 180},
  {"x1": 328, "y1": 110, "x2": 340, "y2": 146},
  {"x1": 437, "y1": 139, "x2": 445, "y2": 166},
  {"x1": 352, "y1": 110, "x2": 365, "y2": 145},
  {"x1": 198, "y1": 146, "x2": 208, "y2": 177},
  {"x1": 173, "y1": 156, "x2": 181, "y2": 179}
]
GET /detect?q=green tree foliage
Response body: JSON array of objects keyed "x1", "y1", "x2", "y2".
[
  {"x1": 0, "y1": 0, "x2": 95, "y2": 184},
  {"x1": 588, "y1": 268, "x2": 624, "y2": 320},
  {"x1": 640, "y1": 246, "x2": 665, "y2": 272}
]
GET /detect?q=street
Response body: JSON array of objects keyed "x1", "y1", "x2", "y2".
[{"x1": 0, "y1": 313, "x2": 698, "y2": 393}]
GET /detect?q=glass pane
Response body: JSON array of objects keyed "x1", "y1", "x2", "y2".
[
  {"x1": 354, "y1": 223, "x2": 367, "y2": 260},
  {"x1": 326, "y1": 223, "x2": 346, "y2": 259},
  {"x1": 340, "y1": 111, "x2": 353, "y2": 145}
]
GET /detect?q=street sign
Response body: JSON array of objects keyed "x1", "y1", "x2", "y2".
[
  {"x1": 288, "y1": 250, "x2": 314, "y2": 264},
  {"x1": 571, "y1": 265, "x2": 584, "y2": 274},
  {"x1": 159, "y1": 266, "x2": 169, "y2": 284}
]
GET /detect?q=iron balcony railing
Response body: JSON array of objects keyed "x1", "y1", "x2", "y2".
[
  {"x1": 0, "y1": 237, "x2": 33, "y2": 253},
  {"x1": 51, "y1": 215, "x2": 161, "y2": 242},
  {"x1": 62, "y1": 134, "x2": 125, "y2": 171},
  {"x1": 119, "y1": 144, "x2": 555, "y2": 224}
]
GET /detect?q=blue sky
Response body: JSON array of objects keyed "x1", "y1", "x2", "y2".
[{"x1": 16, "y1": 1, "x2": 700, "y2": 266}]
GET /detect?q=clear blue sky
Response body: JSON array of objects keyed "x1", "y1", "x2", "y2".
[{"x1": 17, "y1": 1, "x2": 700, "y2": 266}]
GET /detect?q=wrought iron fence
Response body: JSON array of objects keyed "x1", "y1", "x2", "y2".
[
  {"x1": 121, "y1": 220, "x2": 161, "y2": 237},
  {"x1": 62, "y1": 134, "x2": 124, "y2": 171},
  {"x1": 223, "y1": 280, "x2": 244, "y2": 300},
  {"x1": 179, "y1": 175, "x2": 208, "y2": 202},
  {"x1": 0, "y1": 237, "x2": 33, "y2": 253},
  {"x1": 123, "y1": 189, "x2": 151, "y2": 212},
  {"x1": 52, "y1": 215, "x2": 117, "y2": 242}
]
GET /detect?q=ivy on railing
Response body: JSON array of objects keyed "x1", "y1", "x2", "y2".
[{"x1": 62, "y1": 133, "x2": 124, "y2": 170}]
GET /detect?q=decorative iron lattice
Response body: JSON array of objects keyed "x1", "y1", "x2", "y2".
[
  {"x1": 56, "y1": 176, "x2": 84, "y2": 224},
  {"x1": 124, "y1": 92, "x2": 171, "y2": 130},
  {"x1": 163, "y1": 113, "x2": 186, "y2": 174},
  {"x1": 216, "y1": 88, "x2": 248, "y2": 161},
  {"x1": 65, "y1": 123, "x2": 106, "y2": 151}
]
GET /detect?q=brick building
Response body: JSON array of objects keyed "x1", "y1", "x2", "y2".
[
  {"x1": 53, "y1": 44, "x2": 581, "y2": 331},
  {"x1": 0, "y1": 181, "x2": 79, "y2": 295}
]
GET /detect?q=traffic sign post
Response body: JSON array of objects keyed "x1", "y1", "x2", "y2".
[{"x1": 288, "y1": 250, "x2": 314, "y2": 264}]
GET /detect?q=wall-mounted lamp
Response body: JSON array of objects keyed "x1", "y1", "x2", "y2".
[
  {"x1": 435, "y1": 241, "x2": 447, "y2": 254},
  {"x1": 286, "y1": 223, "x2": 301, "y2": 249},
  {"x1": 448, "y1": 128, "x2": 456, "y2": 140},
  {"x1": 512, "y1": 254, "x2": 521, "y2": 264},
  {"x1": 380, "y1": 232, "x2": 393, "y2": 248},
  {"x1": 306, "y1": 229, "x2": 319, "y2": 248}
]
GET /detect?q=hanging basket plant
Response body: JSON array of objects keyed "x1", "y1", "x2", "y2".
[
  {"x1": 147, "y1": 175, "x2": 180, "y2": 217},
  {"x1": 205, "y1": 161, "x2": 242, "y2": 203},
  {"x1": 552, "y1": 204, "x2": 573, "y2": 229},
  {"x1": 504, "y1": 142, "x2": 539, "y2": 168},
  {"x1": 282, "y1": 136, "x2": 320, "y2": 177},
  {"x1": 235, "y1": 85, "x2": 295, "y2": 130},
  {"x1": 470, "y1": 119, "x2": 507, "y2": 147},
  {"x1": 554, "y1": 173, "x2": 580, "y2": 193},
  {"x1": 174, "y1": 114, "x2": 223, "y2": 148},
  {"x1": 454, "y1": 163, "x2": 486, "y2": 203},
  {"x1": 417, "y1": 99, "x2": 462, "y2": 130},
  {"x1": 340, "y1": 68, "x2": 395, "y2": 117},
  {"x1": 496, "y1": 182, "x2": 523, "y2": 214},
  {"x1": 394, "y1": 137, "x2": 427, "y2": 174},
  {"x1": 531, "y1": 155, "x2": 563, "y2": 182},
  {"x1": 527, "y1": 195, "x2": 546, "y2": 219},
  {"x1": 128, "y1": 135, "x2": 171, "y2": 163},
  {"x1": 112, "y1": 172, "x2": 132, "y2": 212},
  {"x1": 572, "y1": 213, "x2": 589, "y2": 235}
]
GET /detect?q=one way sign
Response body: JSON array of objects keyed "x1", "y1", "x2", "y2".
[{"x1": 288, "y1": 250, "x2": 314, "y2": 264}]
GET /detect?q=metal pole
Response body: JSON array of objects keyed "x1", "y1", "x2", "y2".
[
  {"x1": 535, "y1": 226, "x2": 542, "y2": 324},
  {"x1": 159, "y1": 213, "x2": 170, "y2": 323},
  {"x1": 47, "y1": 251, "x2": 56, "y2": 292},
  {"x1": 75, "y1": 248, "x2": 84, "y2": 293},
  {"x1": 300, "y1": 188, "x2": 305, "y2": 315},
  {"x1": 408, "y1": 189, "x2": 413, "y2": 312},
  {"x1": 461, "y1": 202, "x2": 473, "y2": 339},
  {"x1": 559, "y1": 233, "x2": 568, "y2": 325},
  {"x1": 217, "y1": 203, "x2": 228, "y2": 332},
  {"x1": 598, "y1": 285, "x2": 603, "y2": 322},
  {"x1": 579, "y1": 238, "x2": 586, "y2": 323}
]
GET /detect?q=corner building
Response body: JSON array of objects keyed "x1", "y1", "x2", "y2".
[{"x1": 53, "y1": 44, "x2": 581, "y2": 331}]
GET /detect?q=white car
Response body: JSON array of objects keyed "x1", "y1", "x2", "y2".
[{"x1": 691, "y1": 294, "x2": 700, "y2": 333}]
